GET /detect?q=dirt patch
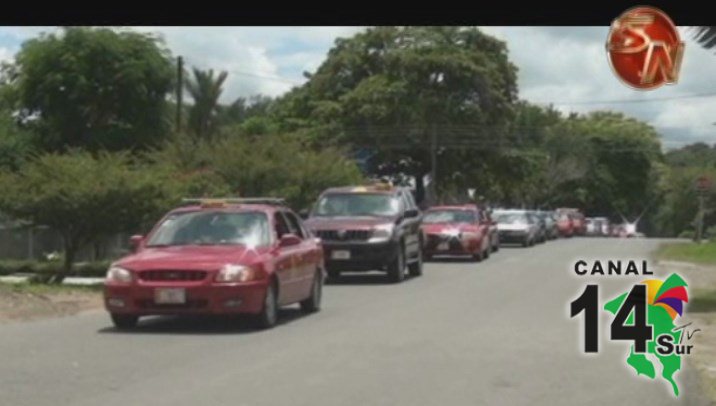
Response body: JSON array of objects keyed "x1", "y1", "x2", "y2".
[{"x1": 0, "y1": 283, "x2": 103, "y2": 323}]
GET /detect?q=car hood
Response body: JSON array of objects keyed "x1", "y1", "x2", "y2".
[
  {"x1": 304, "y1": 216, "x2": 396, "y2": 230},
  {"x1": 115, "y1": 245, "x2": 265, "y2": 271}
]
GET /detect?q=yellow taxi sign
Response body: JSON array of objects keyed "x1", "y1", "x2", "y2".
[
  {"x1": 200, "y1": 199, "x2": 227, "y2": 208},
  {"x1": 351, "y1": 186, "x2": 369, "y2": 193}
]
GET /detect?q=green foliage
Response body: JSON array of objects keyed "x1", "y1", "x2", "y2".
[
  {"x1": 9, "y1": 27, "x2": 174, "y2": 151},
  {"x1": 0, "y1": 150, "x2": 177, "y2": 280},
  {"x1": 274, "y1": 26, "x2": 519, "y2": 202},
  {"x1": 148, "y1": 133, "x2": 365, "y2": 210},
  {"x1": 0, "y1": 259, "x2": 109, "y2": 277},
  {"x1": 0, "y1": 111, "x2": 34, "y2": 170},
  {"x1": 185, "y1": 68, "x2": 228, "y2": 140}
]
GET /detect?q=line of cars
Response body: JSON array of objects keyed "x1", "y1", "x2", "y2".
[{"x1": 102, "y1": 183, "x2": 587, "y2": 330}]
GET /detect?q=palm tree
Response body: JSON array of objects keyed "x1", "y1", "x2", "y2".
[
  {"x1": 691, "y1": 27, "x2": 716, "y2": 50},
  {"x1": 185, "y1": 68, "x2": 229, "y2": 140}
]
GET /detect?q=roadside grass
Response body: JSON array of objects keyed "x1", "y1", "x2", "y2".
[
  {"x1": 0, "y1": 281, "x2": 103, "y2": 295},
  {"x1": 657, "y1": 241, "x2": 716, "y2": 265},
  {"x1": 689, "y1": 289, "x2": 716, "y2": 313}
]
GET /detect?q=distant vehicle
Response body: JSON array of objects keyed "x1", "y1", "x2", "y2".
[
  {"x1": 104, "y1": 198, "x2": 324, "y2": 330},
  {"x1": 585, "y1": 218, "x2": 600, "y2": 236},
  {"x1": 493, "y1": 209, "x2": 539, "y2": 247},
  {"x1": 303, "y1": 182, "x2": 423, "y2": 283},
  {"x1": 420, "y1": 205, "x2": 496, "y2": 261},
  {"x1": 556, "y1": 208, "x2": 586, "y2": 236},
  {"x1": 535, "y1": 210, "x2": 558, "y2": 240},
  {"x1": 591, "y1": 217, "x2": 610, "y2": 236},
  {"x1": 555, "y1": 211, "x2": 574, "y2": 238},
  {"x1": 529, "y1": 210, "x2": 548, "y2": 243}
]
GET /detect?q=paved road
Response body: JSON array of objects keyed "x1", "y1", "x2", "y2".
[{"x1": 0, "y1": 238, "x2": 707, "y2": 405}]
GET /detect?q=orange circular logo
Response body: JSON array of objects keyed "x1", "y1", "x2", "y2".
[{"x1": 606, "y1": 6, "x2": 684, "y2": 90}]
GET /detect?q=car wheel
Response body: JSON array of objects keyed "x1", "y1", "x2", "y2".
[
  {"x1": 300, "y1": 270, "x2": 323, "y2": 313},
  {"x1": 472, "y1": 247, "x2": 484, "y2": 262},
  {"x1": 387, "y1": 245, "x2": 406, "y2": 283},
  {"x1": 492, "y1": 238, "x2": 499, "y2": 252},
  {"x1": 408, "y1": 247, "x2": 423, "y2": 277},
  {"x1": 484, "y1": 245, "x2": 490, "y2": 259},
  {"x1": 255, "y1": 282, "x2": 278, "y2": 329},
  {"x1": 111, "y1": 314, "x2": 139, "y2": 330},
  {"x1": 522, "y1": 238, "x2": 529, "y2": 247}
]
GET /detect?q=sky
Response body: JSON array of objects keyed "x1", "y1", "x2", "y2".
[{"x1": 0, "y1": 26, "x2": 714, "y2": 149}]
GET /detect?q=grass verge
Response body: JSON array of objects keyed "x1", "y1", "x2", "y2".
[{"x1": 657, "y1": 241, "x2": 716, "y2": 265}]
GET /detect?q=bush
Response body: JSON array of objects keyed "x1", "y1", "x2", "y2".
[
  {"x1": 0, "y1": 259, "x2": 109, "y2": 278},
  {"x1": 678, "y1": 230, "x2": 695, "y2": 239}
]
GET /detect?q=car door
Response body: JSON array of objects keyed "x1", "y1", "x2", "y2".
[
  {"x1": 282, "y1": 210, "x2": 319, "y2": 300},
  {"x1": 272, "y1": 211, "x2": 302, "y2": 305},
  {"x1": 398, "y1": 190, "x2": 421, "y2": 260}
]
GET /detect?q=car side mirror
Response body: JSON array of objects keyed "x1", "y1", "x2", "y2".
[
  {"x1": 278, "y1": 234, "x2": 302, "y2": 248},
  {"x1": 129, "y1": 235, "x2": 144, "y2": 252},
  {"x1": 405, "y1": 208, "x2": 419, "y2": 218}
]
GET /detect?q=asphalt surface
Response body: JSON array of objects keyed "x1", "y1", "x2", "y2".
[{"x1": 0, "y1": 238, "x2": 709, "y2": 406}]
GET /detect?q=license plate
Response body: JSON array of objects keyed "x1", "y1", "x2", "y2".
[
  {"x1": 155, "y1": 288, "x2": 186, "y2": 304},
  {"x1": 331, "y1": 250, "x2": 351, "y2": 260},
  {"x1": 437, "y1": 242, "x2": 449, "y2": 251}
]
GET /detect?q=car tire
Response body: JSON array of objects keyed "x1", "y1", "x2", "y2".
[
  {"x1": 387, "y1": 245, "x2": 406, "y2": 283},
  {"x1": 484, "y1": 245, "x2": 490, "y2": 259},
  {"x1": 522, "y1": 238, "x2": 529, "y2": 248},
  {"x1": 300, "y1": 270, "x2": 323, "y2": 313},
  {"x1": 408, "y1": 248, "x2": 423, "y2": 277},
  {"x1": 492, "y1": 239, "x2": 499, "y2": 252},
  {"x1": 111, "y1": 314, "x2": 139, "y2": 330},
  {"x1": 255, "y1": 282, "x2": 278, "y2": 329},
  {"x1": 472, "y1": 248, "x2": 484, "y2": 262}
]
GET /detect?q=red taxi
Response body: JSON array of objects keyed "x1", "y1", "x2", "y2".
[
  {"x1": 421, "y1": 205, "x2": 494, "y2": 261},
  {"x1": 104, "y1": 198, "x2": 324, "y2": 330}
]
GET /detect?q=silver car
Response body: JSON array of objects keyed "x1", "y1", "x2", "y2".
[{"x1": 492, "y1": 209, "x2": 540, "y2": 247}]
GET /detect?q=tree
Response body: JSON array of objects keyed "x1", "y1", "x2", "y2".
[
  {"x1": 275, "y1": 26, "x2": 518, "y2": 204},
  {"x1": 0, "y1": 151, "x2": 177, "y2": 282},
  {"x1": 7, "y1": 27, "x2": 174, "y2": 151},
  {"x1": 185, "y1": 68, "x2": 228, "y2": 140}
]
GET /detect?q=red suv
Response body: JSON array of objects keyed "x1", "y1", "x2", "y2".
[
  {"x1": 104, "y1": 198, "x2": 324, "y2": 330},
  {"x1": 303, "y1": 184, "x2": 422, "y2": 283},
  {"x1": 421, "y1": 205, "x2": 497, "y2": 261}
]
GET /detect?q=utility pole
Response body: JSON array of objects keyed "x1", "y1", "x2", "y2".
[
  {"x1": 429, "y1": 124, "x2": 437, "y2": 205},
  {"x1": 696, "y1": 194, "x2": 705, "y2": 243},
  {"x1": 176, "y1": 56, "x2": 184, "y2": 132}
]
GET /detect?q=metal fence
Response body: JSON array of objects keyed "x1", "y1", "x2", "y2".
[{"x1": 0, "y1": 224, "x2": 130, "y2": 261}]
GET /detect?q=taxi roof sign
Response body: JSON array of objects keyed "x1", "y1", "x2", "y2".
[{"x1": 181, "y1": 197, "x2": 287, "y2": 207}]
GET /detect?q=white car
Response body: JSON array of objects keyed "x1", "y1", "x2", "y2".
[{"x1": 493, "y1": 210, "x2": 540, "y2": 247}]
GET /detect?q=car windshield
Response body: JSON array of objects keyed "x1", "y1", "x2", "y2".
[
  {"x1": 494, "y1": 212, "x2": 527, "y2": 224},
  {"x1": 423, "y1": 210, "x2": 476, "y2": 224},
  {"x1": 313, "y1": 193, "x2": 400, "y2": 217},
  {"x1": 146, "y1": 211, "x2": 271, "y2": 247}
]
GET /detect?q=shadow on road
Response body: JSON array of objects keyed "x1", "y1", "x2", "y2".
[
  {"x1": 96, "y1": 308, "x2": 309, "y2": 335},
  {"x1": 325, "y1": 272, "x2": 418, "y2": 286}
]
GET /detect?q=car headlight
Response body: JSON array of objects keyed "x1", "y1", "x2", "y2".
[
  {"x1": 369, "y1": 223, "x2": 394, "y2": 243},
  {"x1": 215, "y1": 264, "x2": 259, "y2": 283},
  {"x1": 106, "y1": 266, "x2": 132, "y2": 283}
]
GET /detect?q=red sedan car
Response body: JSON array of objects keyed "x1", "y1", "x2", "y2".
[
  {"x1": 421, "y1": 205, "x2": 494, "y2": 261},
  {"x1": 556, "y1": 212, "x2": 574, "y2": 237},
  {"x1": 104, "y1": 198, "x2": 324, "y2": 330}
]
